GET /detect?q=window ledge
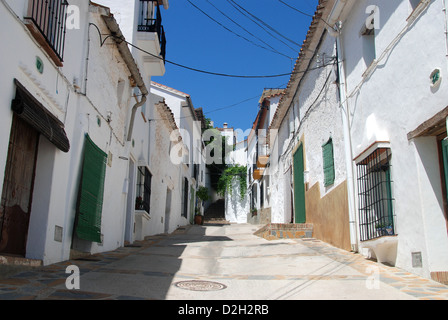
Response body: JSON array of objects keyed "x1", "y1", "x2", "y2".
[
  {"x1": 135, "y1": 210, "x2": 151, "y2": 221},
  {"x1": 353, "y1": 141, "x2": 390, "y2": 164},
  {"x1": 361, "y1": 235, "x2": 398, "y2": 266}
]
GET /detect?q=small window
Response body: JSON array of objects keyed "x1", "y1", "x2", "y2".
[
  {"x1": 322, "y1": 138, "x2": 335, "y2": 187},
  {"x1": 356, "y1": 148, "x2": 395, "y2": 241},
  {"x1": 182, "y1": 178, "x2": 189, "y2": 218},
  {"x1": 360, "y1": 21, "x2": 376, "y2": 66},
  {"x1": 136, "y1": 166, "x2": 152, "y2": 213}
]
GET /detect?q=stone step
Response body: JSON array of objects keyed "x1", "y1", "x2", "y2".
[
  {"x1": 0, "y1": 255, "x2": 43, "y2": 267},
  {"x1": 254, "y1": 223, "x2": 314, "y2": 240}
]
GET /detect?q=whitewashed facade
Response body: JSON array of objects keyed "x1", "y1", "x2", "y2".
[
  {"x1": 0, "y1": 0, "x2": 169, "y2": 265},
  {"x1": 327, "y1": 0, "x2": 448, "y2": 281},
  {"x1": 150, "y1": 82, "x2": 207, "y2": 228}
]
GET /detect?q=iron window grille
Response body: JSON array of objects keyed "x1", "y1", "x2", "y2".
[
  {"x1": 25, "y1": 0, "x2": 69, "y2": 63},
  {"x1": 182, "y1": 178, "x2": 189, "y2": 218},
  {"x1": 136, "y1": 166, "x2": 152, "y2": 213},
  {"x1": 356, "y1": 148, "x2": 395, "y2": 241}
]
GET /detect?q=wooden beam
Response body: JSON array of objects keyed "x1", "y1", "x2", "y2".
[{"x1": 407, "y1": 106, "x2": 448, "y2": 140}]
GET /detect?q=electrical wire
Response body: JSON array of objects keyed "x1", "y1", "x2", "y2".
[
  {"x1": 186, "y1": 0, "x2": 293, "y2": 59},
  {"x1": 89, "y1": 23, "x2": 296, "y2": 78},
  {"x1": 90, "y1": 21, "x2": 336, "y2": 79},
  {"x1": 227, "y1": 0, "x2": 302, "y2": 50},
  {"x1": 123, "y1": 36, "x2": 336, "y2": 79},
  {"x1": 278, "y1": 0, "x2": 336, "y2": 31},
  {"x1": 277, "y1": 0, "x2": 314, "y2": 18},
  {"x1": 203, "y1": 0, "x2": 294, "y2": 59}
]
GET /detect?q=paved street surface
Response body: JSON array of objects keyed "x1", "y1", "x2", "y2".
[{"x1": 1, "y1": 223, "x2": 448, "y2": 300}]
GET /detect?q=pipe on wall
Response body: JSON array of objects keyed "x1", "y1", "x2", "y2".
[{"x1": 326, "y1": 0, "x2": 359, "y2": 252}]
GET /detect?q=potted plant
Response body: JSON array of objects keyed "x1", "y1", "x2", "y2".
[
  {"x1": 194, "y1": 208, "x2": 204, "y2": 225},
  {"x1": 251, "y1": 208, "x2": 258, "y2": 217},
  {"x1": 196, "y1": 186, "x2": 210, "y2": 203},
  {"x1": 375, "y1": 221, "x2": 394, "y2": 236},
  {"x1": 194, "y1": 186, "x2": 209, "y2": 225},
  {"x1": 135, "y1": 196, "x2": 144, "y2": 210},
  {"x1": 385, "y1": 224, "x2": 394, "y2": 235}
]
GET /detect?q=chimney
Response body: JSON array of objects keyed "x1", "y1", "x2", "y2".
[{"x1": 223, "y1": 123, "x2": 228, "y2": 129}]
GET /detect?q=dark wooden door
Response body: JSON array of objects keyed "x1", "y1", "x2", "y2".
[{"x1": 0, "y1": 116, "x2": 39, "y2": 256}]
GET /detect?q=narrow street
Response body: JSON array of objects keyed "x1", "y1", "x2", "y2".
[{"x1": 1, "y1": 223, "x2": 448, "y2": 301}]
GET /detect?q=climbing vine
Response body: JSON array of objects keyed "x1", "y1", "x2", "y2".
[{"x1": 217, "y1": 165, "x2": 247, "y2": 201}]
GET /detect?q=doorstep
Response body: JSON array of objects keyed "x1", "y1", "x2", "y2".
[{"x1": 0, "y1": 255, "x2": 42, "y2": 267}]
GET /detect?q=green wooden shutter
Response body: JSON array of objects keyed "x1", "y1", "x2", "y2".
[
  {"x1": 76, "y1": 134, "x2": 107, "y2": 243},
  {"x1": 322, "y1": 139, "x2": 335, "y2": 187},
  {"x1": 442, "y1": 139, "x2": 448, "y2": 201}
]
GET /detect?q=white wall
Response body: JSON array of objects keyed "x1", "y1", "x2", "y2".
[
  {"x1": 0, "y1": 0, "x2": 145, "y2": 264},
  {"x1": 340, "y1": 0, "x2": 448, "y2": 277}
]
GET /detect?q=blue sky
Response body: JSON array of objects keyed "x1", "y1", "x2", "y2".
[{"x1": 150, "y1": 0, "x2": 318, "y2": 132}]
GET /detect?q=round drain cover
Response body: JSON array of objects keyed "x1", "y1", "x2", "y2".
[{"x1": 174, "y1": 280, "x2": 227, "y2": 291}]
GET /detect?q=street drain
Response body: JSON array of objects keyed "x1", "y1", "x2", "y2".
[{"x1": 174, "y1": 280, "x2": 227, "y2": 291}]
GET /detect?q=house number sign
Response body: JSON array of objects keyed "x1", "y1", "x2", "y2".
[{"x1": 36, "y1": 56, "x2": 44, "y2": 74}]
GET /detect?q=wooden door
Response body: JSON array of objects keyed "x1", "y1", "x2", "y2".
[
  {"x1": 0, "y1": 116, "x2": 40, "y2": 256},
  {"x1": 293, "y1": 144, "x2": 306, "y2": 223}
]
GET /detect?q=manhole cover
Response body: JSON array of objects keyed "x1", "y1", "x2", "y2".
[{"x1": 174, "y1": 280, "x2": 227, "y2": 291}]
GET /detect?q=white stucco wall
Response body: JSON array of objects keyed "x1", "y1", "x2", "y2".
[
  {"x1": 340, "y1": 0, "x2": 448, "y2": 277},
  {"x1": 0, "y1": 0, "x2": 148, "y2": 264}
]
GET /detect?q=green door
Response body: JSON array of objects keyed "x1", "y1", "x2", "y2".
[
  {"x1": 442, "y1": 139, "x2": 448, "y2": 201},
  {"x1": 293, "y1": 144, "x2": 306, "y2": 223}
]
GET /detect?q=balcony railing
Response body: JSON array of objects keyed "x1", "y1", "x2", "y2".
[
  {"x1": 25, "y1": 0, "x2": 69, "y2": 64},
  {"x1": 137, "y1": 0, "x2": 166, "y2": 62}
]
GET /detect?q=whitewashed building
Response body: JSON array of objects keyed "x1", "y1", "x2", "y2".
[
  {"x1": 150, "y1": 82, "x2": 207, "y2": 227},
  {"x1": 268, "y1": 0, "x2": 356, "y2": 251},
  {"x1": 326, "y1": 0, "x2": 448, "y2": 282},
  {"x1": 0, "y1": 0, "x2": 169, "y2": 265}
]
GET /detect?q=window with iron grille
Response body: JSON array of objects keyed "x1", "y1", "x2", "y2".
[
  {"x1": 182, "y1": 178, "x2": 189, "y2": 218},
  {"x1": 25, "y1": 0, "x2": 69, "y2": 65},
  {"x1": 356, "y1": 148, "x2": 395, "y2": 241},
  {"x1": 136, "y1": 166, "x2": 151, "y2": 213}
]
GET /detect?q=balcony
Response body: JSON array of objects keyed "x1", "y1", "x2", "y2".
[
  {"x1": 256, "y1": 143, "x2": 269, "y2": 168},
  {"x1": 257, "y1": 155, "x2": 269, "y2": 168},
  {"x1": 253, "y1": 168, "x2": 264, "y2": 181},
  {"x1": 24, "y1": 0, "x2": 69, "y2": 67},
  {"x1": 136, "y1": 0, "x2": 167, "y2": 77}
]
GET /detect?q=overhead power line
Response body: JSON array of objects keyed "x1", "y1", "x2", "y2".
[
  {"x1": 227, "y1": 0, "x2": 302, "y2": 50},
  {"x1": 203, "y1": 0, "x2": 294, "y2": 59},
  {"x1": 186, "y1": 0, "x2": 293, "y2": 59},
  {"x1": 278, "y1": 0, "x2": 336, "y2": 31},
  {"x1": 90, "y1": 23, "x2": 336, "y2": 79},
  {"x1": 123, "y1": 37, "x2": 336, "y2": 78},
  {"x1": 278, "y1": 0, "x2": 314, "y2": 18}
]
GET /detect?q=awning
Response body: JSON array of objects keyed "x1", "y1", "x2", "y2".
[{"x1": 11, "y1": 79, "x2": 70, "y2": 153}]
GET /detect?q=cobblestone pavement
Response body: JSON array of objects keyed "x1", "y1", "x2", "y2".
[{"x1": 0, "y1": 223, "x2": 448, "y2": 300}]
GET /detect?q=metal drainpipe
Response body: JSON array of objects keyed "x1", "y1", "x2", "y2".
[
  {"x1": 127, "y1": 94, "x2": 147, "y2": 141},
  {"x1": 443, "y1": 0, "x2": 448, "y2": 58},
  {"x1": 331, "y1": 22, "x2": 359, "y2": 253}
]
